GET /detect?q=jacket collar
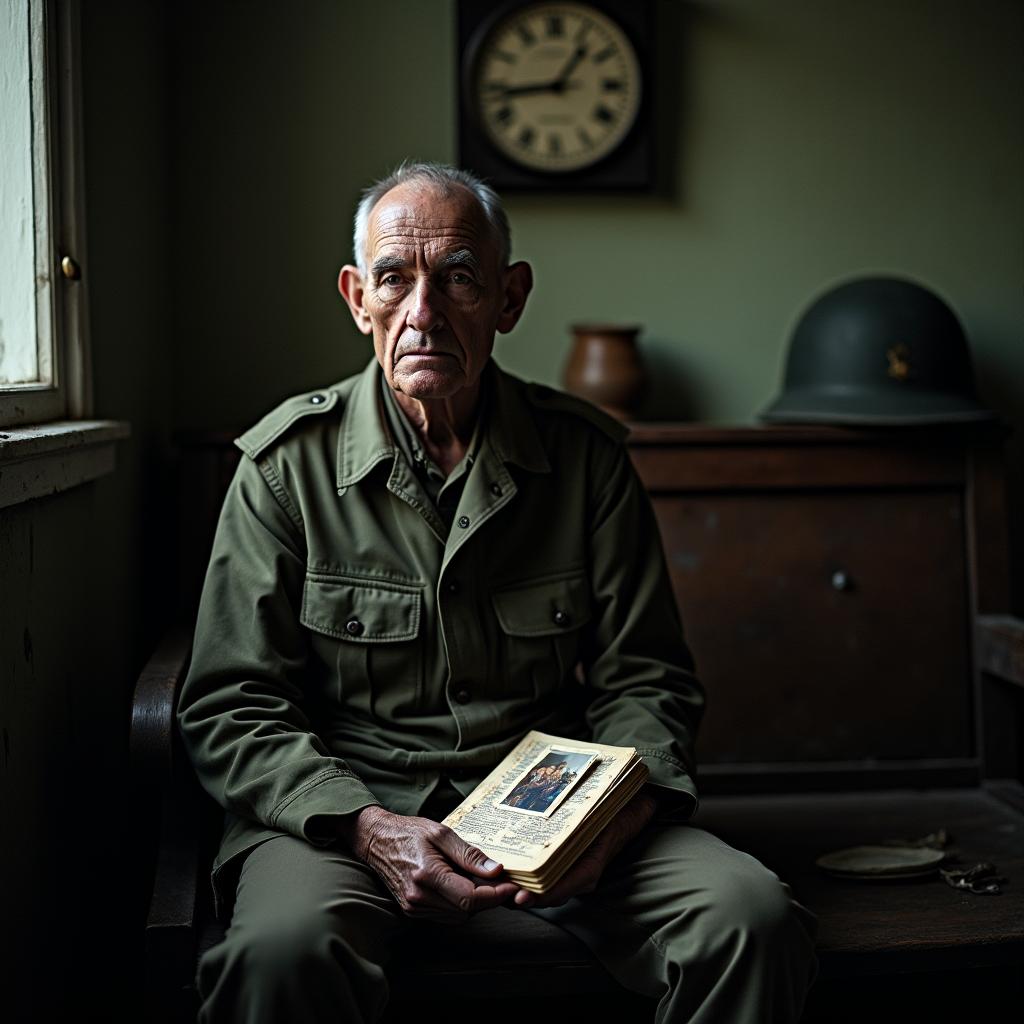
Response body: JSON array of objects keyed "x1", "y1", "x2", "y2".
[
  {"x1": 336, "y1": 357, "x2": 550, "y2": 491},
  {"x1": 487, "y1": 361, "x2": 551, "y2": 475},
  {"x1": 336, "y1": 358, "x2": 396, "y2": 491}
]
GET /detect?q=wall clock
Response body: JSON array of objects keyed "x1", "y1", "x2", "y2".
[{"x1": 458, "y1": 1, "x2": 653, "y2": 190}]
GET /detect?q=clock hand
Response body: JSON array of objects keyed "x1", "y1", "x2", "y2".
[
  {"x1": 554, "y1": 45, "x2": 587, "y2": 85},
  {"x1": 491, "y1": 79, "x2": 581, "y2": 98}
]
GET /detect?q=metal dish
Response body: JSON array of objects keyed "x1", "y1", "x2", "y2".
[{"x1": 815, "y1": 845, "x2": 945, "y2": 879}]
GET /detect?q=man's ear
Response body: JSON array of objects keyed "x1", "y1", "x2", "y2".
[
  {"x1": 496, "y1": 261, "x2": 533, "y2": 335},
  {"x1": 338, "y1": 265, "x2": 373, "y2": 336}
]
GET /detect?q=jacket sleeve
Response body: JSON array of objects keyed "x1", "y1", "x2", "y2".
[
  {"x1": 582, "y1": 440, "x2": 705, "y2": 816},
  {"x1": 176, "y1": 452, "x2": 380, "y2": 845}
]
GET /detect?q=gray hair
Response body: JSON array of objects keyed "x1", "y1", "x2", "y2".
[{"x1": 352, "y1": 161, "x2": 511, "y2": 272}]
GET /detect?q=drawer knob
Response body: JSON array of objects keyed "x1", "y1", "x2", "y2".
[{"x1": 831, "y1": 570, "x2": 852, "y2": 591}]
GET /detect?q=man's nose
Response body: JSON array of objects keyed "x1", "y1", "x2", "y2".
[{"x1": 406, "y1": 279, "x2": 444, "y2": 333}]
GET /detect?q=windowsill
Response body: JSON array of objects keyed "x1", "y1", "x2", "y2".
[{"x1": 0, "y1": 419, "x2": 131, "y2": 509}]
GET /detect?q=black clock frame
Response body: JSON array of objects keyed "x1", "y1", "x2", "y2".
[{"x1": 457, "y1": 0, "x2": 654, "y2": 192}]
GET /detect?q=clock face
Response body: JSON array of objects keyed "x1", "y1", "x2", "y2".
[{"x1": 469, "y1": 2, "x2": 643, "y2": 174}]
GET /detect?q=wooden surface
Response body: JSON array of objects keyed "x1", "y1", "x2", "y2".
[
  {"x1": 694, "y1": 785, "x2": 1024, "y2": 976},
  {"x1": 0, "y1": 419, "x2": 129, "y2": 509},
  {"x1": 629, "y1": 440, "x2": 967, "y2": 491}
]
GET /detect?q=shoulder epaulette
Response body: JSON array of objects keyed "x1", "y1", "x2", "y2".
[
  {"x1": 524, "y1": 382, "x2": 629, "y2": 443},
  {"x1": 235, "y1": 386, "x2": 342, "y2": 460}
]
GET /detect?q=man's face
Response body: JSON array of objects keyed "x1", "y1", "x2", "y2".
[{"x1": 339, "y1": 181, "x2": 530, "y2": 401}]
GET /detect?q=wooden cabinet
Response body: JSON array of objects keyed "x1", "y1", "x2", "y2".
[{"x1": 627, "y1": 424, "x2": 1009, "y2": 794}]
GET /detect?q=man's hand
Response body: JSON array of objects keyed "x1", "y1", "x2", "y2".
[
  {"x1": 341, "y1": 805, "x2": 523, "y2": 923},
  {"x1": 513, "y1": 787, "x2": 664, "y2": 909}
]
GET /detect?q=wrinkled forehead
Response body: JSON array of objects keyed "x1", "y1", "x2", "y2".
[{"x1": 365, "y1": 182, "x2": 499, "y2": 265}]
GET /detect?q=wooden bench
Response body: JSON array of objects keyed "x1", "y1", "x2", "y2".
[{"x1": 131, "y1": 423, "x2": 1024, "y2": 1022}]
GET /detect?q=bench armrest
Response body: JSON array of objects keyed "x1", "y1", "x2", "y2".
[
  {"x1": 130, "y1": 624, "x2": 204, "y2": 1019},
  {"x1": 977, "y1": 615, "x2": 1024, "y2": 689},
  {"x1": 129, "y1": 624, "x2": 193, "y2": 782}
]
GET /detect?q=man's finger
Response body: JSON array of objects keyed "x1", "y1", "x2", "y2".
[
  {"x1": 430, "y1": 860, "x2": 520, "y2": 914},
  {"x1": 402, "y1": 879, "x2": 472, "y2": 919},
  {"x1": 433, "y1": 825, "x2": 504, "y2": 877}
]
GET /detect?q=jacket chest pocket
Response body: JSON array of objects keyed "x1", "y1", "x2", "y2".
[
  {"x1": 491, "y1": 570, "x2": 592, "y2": 701},
  {"x1": 300, "y1": 573, "x2": 424, "y2": 718}
]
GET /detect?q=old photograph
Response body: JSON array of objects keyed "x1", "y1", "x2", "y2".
[{"x1": 497, "y1": 746, "x2": 598, "y2": 818}]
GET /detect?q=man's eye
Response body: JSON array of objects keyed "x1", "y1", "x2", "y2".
[
  {"x1": 381, "y1": 274, "x2": 403, "y2": 287},
  {"x1": 450, "y1": 272, "x2": 473, "y2": 286}
]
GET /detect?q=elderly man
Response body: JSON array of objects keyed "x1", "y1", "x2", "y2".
[{"x1": 178, "y1": 162, "x2": 816, "y2": 1023}]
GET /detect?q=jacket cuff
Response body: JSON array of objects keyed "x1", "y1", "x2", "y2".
[
  {"x1": 638, "y1": 750, "x2": 699, "y2": 819},
  {"x1": 269, "y1": 769, "x2": 382, "y2": 845}
]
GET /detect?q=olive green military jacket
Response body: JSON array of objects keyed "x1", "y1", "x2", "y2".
[{"x1": 177, "y1": 358, "x2": 704, "y2": 904}]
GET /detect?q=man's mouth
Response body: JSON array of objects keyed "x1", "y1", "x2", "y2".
[{"x1": 397, "y1": 350, "x2": 456, "y2": 361}]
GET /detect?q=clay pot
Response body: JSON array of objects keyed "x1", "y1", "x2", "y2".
[{"x1": 563, "y1": 324, "x2": 646, "y2": 420}]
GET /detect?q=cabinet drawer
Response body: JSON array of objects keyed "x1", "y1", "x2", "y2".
[{"x1": 652, "y1": 489, "x2": 971, "y2": 766}]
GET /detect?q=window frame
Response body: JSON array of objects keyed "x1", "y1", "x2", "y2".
[{"x1": 0, "y1": 0, "x2": 92, "y2": 429}]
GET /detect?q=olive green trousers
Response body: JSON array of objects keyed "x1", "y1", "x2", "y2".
[{"x1": 197, "y1": 823, "x2": 817, "y2": 1024}]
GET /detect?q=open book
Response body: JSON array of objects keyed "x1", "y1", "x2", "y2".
[{"x1": 443, "y1": 731, "x2": 648, "y2": 893}]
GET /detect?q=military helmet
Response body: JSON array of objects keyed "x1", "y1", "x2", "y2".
[{"x1": 760, "y1": 276, "x2": 994, "y2": 425}]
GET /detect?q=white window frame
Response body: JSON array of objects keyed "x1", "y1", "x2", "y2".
[
  {"x1": 0, "y1": 0, "x2": 91, "y2": 428},
  {"x1": 0, "y1": 0, "x2": 128, "y2": 510}
]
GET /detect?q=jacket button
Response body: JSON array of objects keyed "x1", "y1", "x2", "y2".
[
  {"x1": 345, "y1": 618, "x2": 364, "y2": 637},
  {"x1": 457, "y1": 515, "x2": 470, "y2": 529},
  {"x1": 310, "y1": 393, "x2": 326, "y2": 405},
  {"x1": 446, "y1": 580, "x2": 459, "y2": 594},
  {"x1": 552, "y1": 609, "x2": 570, "y2": 627},
  {"x1": 490, "y1": 483, "x2": 502, "y2": 497},
  {"x1": 455, "y1": 688, "x2": 472, "y2": 704}
]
